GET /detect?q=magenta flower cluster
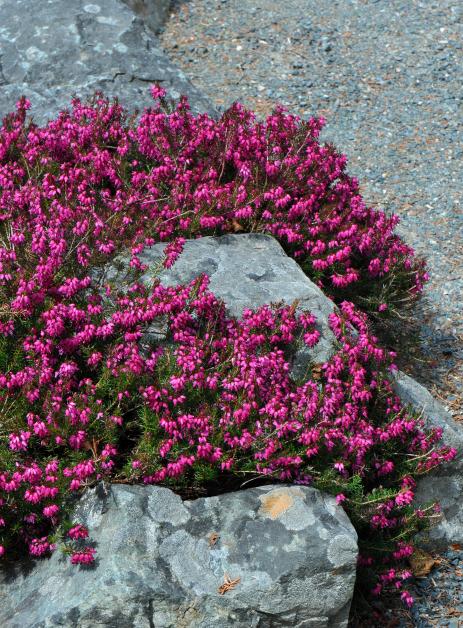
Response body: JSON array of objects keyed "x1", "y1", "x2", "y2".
[
  {"x1": 0, "y1": 88, "x2": 425, "y2": 324},
  {"x1": 0, "y1": 90, "x2": 446, "y2": 605}
]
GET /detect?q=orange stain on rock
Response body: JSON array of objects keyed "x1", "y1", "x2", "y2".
[{"x1": 259, "y1": 491, "x2": 294, "y2": 520}]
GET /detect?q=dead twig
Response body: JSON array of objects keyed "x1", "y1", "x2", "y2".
[{"x1": 218, "y1": 573, "x2": 240, "y2": 595}]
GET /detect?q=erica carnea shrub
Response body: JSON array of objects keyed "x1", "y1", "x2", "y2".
[
  {"x1": 0, "y1": 88, "x2": 426, "y2": 320},
  {"x1": 0, "y1": 90, "x2": 448, "y2": 604}
]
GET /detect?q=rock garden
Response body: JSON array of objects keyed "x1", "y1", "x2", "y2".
[{"x1": 0, "y1": 1, "x2": 461, "y2": 626}]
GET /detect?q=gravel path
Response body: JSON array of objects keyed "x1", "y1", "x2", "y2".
[
  {"x1": 381, "y1": 546, "x2": 463, "y2": 627},
  {"x1": 406, "y1": 547, "x2": 463, "y2": 627},
  {"x1": 160, "y1": 0, "x2": 463, "y2": 423},
  {"x1": 159, "y1": 1, "x2": 462, "y2": 624}
]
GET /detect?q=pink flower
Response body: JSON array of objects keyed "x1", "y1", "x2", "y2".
[
  {"x1": 395, "y1": 489, "x2": 414, "y2": 507},
  {"x1": 43, "y1": 504, "x2": 59, "y2": 518},
  {"x1": 29, "y1": 537, "x2": 54, "y2": 557},
  {"x1": 401, "y1": 590, "x2": 414, "y2": 607},
  {"x1": 9, "y1": 431, "x2": 31, "y2": 451},
  {"x1": 68, "y1": 524, "x2": 89, "y2": 540},
  {"x1": 70, "y1": 547, "x2": 96, "y2": 565},
  {"x1": 150, "y1": 85, "x2": 166, "y2": 100}
]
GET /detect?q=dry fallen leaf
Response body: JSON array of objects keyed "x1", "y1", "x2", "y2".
[
  {"x1": 231, "y1": 219, "x2": 244, "y2": 233},
  {"x1": 218, "y1": 573, "x2": 240, "y2": 595},
  {"x1": 288, "y1": 299, "x2": 300, "y2": 316},
  {"x1": 408, "y1": 548, "x2": 438, "y2": 577},
  {"x1": 446, "y1": 607, "x2": 462, "y2": 617},
  {"x1": 208, "y1": 532, "x2": 219, "y2": 547}
]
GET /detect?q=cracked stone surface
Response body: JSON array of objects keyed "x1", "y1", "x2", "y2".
[
  {"x1": 0, "y1": 0, "x2": 215, "y2": 124},
  {"x1": 0, "y1": 484, "x2": 358, "y2": 628}
]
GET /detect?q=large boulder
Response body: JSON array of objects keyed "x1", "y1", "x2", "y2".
[
  {"x1": 0, "y1": 484, "x2": 358, "y2": 628},
  {"x1": 127, "y1": 233, "x2": 463, "y2": 547},
  {"x1": 0, "y1": 0, "x2": 215, "y2": 124}
]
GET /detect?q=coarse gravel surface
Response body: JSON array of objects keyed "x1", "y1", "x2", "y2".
[
  {"x1": 381, "y1": 546, "x2": 463, "y2": 627},
  {"x1": 160, "y1": 0, "x2": 463, "y2": 424},
  {"x1": 406, "y1": 547, "x2": 463, "y2": 627},
  {"x1": 159, "y1": 2, "x2": 462, "y2": 625}
]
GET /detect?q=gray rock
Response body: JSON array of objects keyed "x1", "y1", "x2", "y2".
[
  {"x1": 122, "y1": 0, "x2": 172, "y2": 34},
  {"x1": 392, "y1": 371, "x2": 463, "y2": 454},
  {"x1": 0, "y1": 484, "x2": 358, "y2": 627},
  {"x1": 392, "y1": 371, "x2": 463, "y2": 548},
  {"x1": 0, "y1": 0, "x2": 215, "y2": 125},
  {"x1": 136, "y1": 233, "x2": 338, "y2": 372}
]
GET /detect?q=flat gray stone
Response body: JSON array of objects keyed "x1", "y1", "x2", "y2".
[
  {"x1": 0, "y1": 0, "x2": 215, "y2": 124},
  {"x1": 0, "y1": 484, "x2": 358, "y2": 627}
]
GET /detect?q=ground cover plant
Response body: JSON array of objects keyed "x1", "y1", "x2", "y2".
[{"x1": 0, "y1": 90, "x2": 452, "y2": 605}]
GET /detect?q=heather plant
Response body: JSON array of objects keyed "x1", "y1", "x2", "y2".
[
  {"x1": 0, "y1": 91, "x2": 449, "y2": 605},
  {"x1": 0, "y1": 89, "x2": 426, "y2": 321}
]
